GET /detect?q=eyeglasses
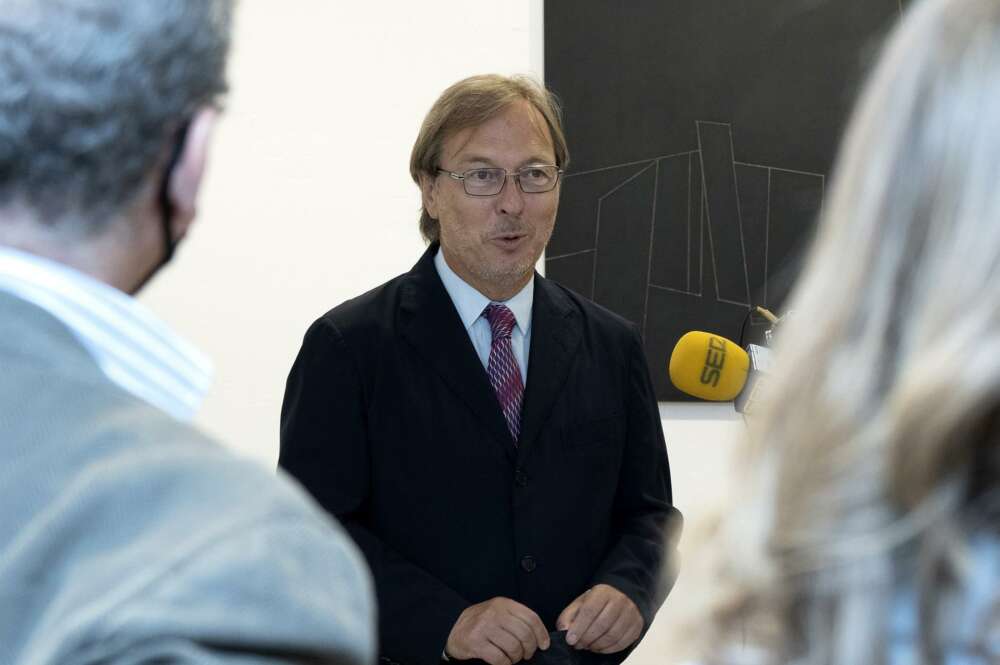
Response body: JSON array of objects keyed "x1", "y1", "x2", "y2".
[{"x1": 437, "y1": 165, "x2": 563, "y2": 196}]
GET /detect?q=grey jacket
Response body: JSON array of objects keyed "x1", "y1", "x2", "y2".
[{"x1": 0, "y1": 291, "x2": 375, "y2": 664}]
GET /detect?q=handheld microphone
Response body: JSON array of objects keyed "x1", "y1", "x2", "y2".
[
  {"x1": 669, "y1": 331, "x2": 772, "y2": 412},
  {"x1": 668, "y1": 332, "x2": 749, "y2": 401}
]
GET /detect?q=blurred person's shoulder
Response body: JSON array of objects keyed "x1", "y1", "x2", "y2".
[{"x1": 0, "y1": 313, "x2": 375, "y2": 663}]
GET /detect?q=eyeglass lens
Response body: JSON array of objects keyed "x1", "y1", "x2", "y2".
[{"x1": 463, "y1": 166, "x2": 559, "y2": 195}]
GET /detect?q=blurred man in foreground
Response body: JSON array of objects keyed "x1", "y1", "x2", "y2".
[{"x1": 0, "y1": 2, "x2": 374, "y2": 662}]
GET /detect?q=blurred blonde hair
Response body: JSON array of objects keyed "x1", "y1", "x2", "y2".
[{"x1": 666, "y1": 0, "x2": 1000, "y2": 661}]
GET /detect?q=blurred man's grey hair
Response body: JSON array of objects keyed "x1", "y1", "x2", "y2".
[{"x1": 0, "y1": 0, "x2": 234, "y2": 235}]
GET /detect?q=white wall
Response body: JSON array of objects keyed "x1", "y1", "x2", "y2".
[{"x1": 141, "y1": 2, "x2": 743, "y2": 659}]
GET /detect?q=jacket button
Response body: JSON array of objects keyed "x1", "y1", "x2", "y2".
[
  {"x1": 515, "y1": 469, "x2": 528, "y2": 487},
  {"x1": 520, "y1": 555, "x2": 536, "y2": 573}
]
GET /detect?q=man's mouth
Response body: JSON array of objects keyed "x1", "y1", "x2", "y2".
[{"x1": 491, "y1": 232, "x2": 527, "y2": 246}]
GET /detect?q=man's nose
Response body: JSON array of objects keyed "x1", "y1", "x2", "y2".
[{"x1": 497, "y1": 175, "x2": 525, "y2": 216}]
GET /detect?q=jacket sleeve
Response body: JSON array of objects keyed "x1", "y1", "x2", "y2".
[
  {"x1": 279, "y1": 318, "x2": 469, "y2": 665},
  {"x1": 591, "y1": 325, "x2": 683, "y2": 631}
]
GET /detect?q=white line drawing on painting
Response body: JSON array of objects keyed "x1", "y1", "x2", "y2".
[{"x1": 552, "y1": 121, "x2": 826, "y2": 334}]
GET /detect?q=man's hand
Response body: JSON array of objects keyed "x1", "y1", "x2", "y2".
[
  {"x1": 446, "y1": 597, "x2": 551, "y2": 665},
  {"x1": 555, "y1": 584, "x2": 643, "y2": 654}
]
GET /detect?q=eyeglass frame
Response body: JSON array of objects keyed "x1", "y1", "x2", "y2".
[{"x1": 436, "y1": 165, "x2": 564, "y2": 197}]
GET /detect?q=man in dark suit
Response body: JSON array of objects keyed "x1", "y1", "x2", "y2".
[{"x1": 280, "y1": 74, "x2": 680, "y2": 665}]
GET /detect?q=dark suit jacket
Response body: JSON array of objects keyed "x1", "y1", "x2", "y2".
[{"x1": 280, "y1": 245, "x2": 680, "y2": 665}]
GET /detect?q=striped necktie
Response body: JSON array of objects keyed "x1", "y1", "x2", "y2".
[{"x1": 483, "y1": 303, "x2": 524, "y2": 444}]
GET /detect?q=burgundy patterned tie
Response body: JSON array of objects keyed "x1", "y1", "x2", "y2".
[{"x1": 484, "y1": 303, "x2": 524, "y2": 444}]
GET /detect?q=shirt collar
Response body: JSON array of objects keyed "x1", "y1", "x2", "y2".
[
  {"x1": 434, "y1": 247, "x2": 534, "y2": 334},
  {"x1": 0, "y1": 245, "x2": 212, "y2": 422}
]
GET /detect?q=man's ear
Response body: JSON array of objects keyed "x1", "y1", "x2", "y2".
[
  {"x1": 418, "y1": 171, "x2": 439, "y2": 220},
  {"x1": 168, "y1": 106, "x2": 219, "y2": 241}
]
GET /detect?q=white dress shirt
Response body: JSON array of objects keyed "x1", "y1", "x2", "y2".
[
  {"x1": 434, "y1": 247, "x2": 532, "y2": 385},
  {"x1": 0, "y1": 246, "x2": 212, "y2": 422}
]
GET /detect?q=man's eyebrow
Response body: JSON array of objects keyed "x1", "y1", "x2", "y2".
[
  {"x1": 455, "y1": 155, "x2": 556, "y2": 167},
  {"x1": 454, "y1": 155, "x2": 498, "y2": 166},
  {"x1": 521, "y1": 156, "x2": 557, "y2": 166}
]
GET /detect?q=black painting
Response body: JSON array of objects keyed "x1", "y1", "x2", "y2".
[{"x1": 544, "y1": 0, "x2": 910, "y2": 399}]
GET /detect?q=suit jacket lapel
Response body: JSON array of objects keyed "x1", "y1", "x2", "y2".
[
  {"x1": 399, "y1": 246, "x2": 516, "y2": 463},
  {"x1": 517, "y1": 275, "x2": 581, "y2": 462}
]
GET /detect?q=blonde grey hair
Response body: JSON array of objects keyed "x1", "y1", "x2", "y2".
[
  {"x1": 665, "y1": 0, "x2": 1000, "y2": 661},
  {"x1": 409, "y1": 74, "x2": 569, "y2": 244}
]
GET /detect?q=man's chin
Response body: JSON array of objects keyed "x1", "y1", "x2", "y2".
[
  {"x1": 489, "y1": 245, "x2": 541, "y2": 269},
  {"x1": 477, "y1": 262, "x2": 534, "y2": 291}
]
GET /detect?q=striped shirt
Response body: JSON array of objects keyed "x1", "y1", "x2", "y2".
[{"x1": 0, "y1": 246, "x2": 211, "y2": 422}]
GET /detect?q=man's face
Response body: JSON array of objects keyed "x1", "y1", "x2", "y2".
[{"x1": 421, "y1": 99, "x2": 560, "y2": 301}]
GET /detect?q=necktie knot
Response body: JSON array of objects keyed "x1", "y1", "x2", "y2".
[{"x1": 484, "y1": 303, "x2": 517, "y2": 340}]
